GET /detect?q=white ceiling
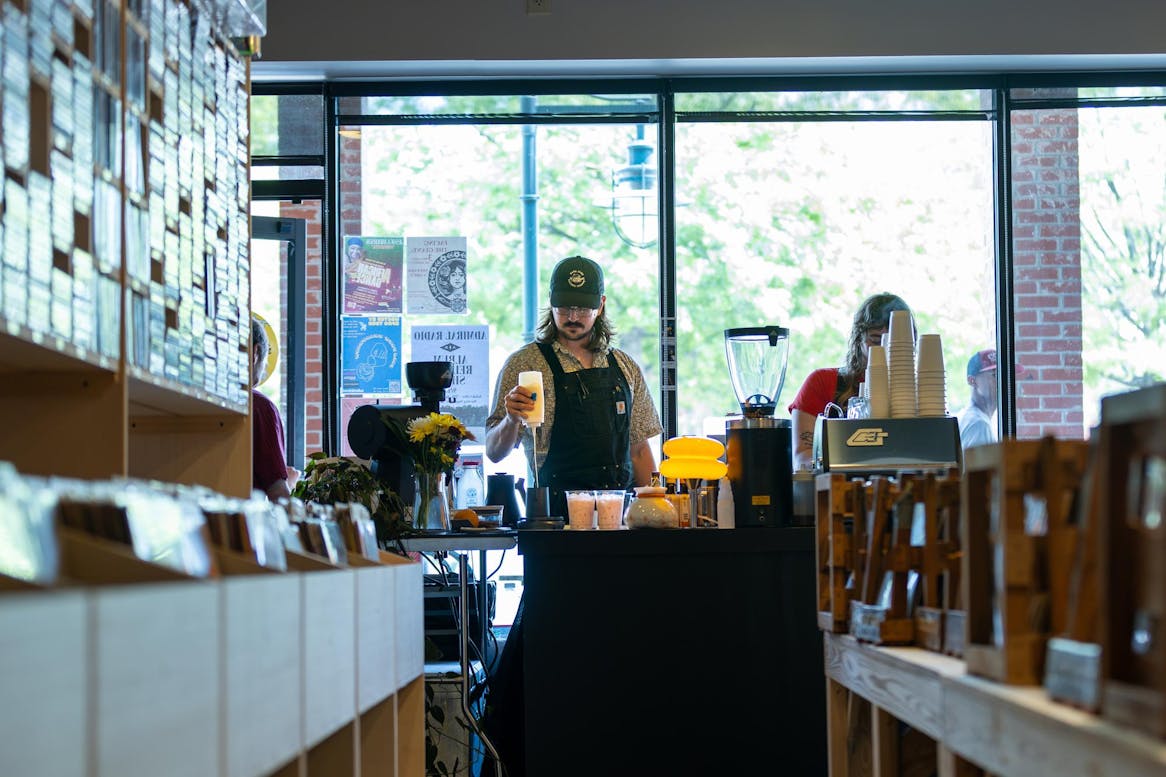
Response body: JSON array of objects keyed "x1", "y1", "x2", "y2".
[{"x1": 251, "y1": 54, "x2": 1166, "y2": 83}]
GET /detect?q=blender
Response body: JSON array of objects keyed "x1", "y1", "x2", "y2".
[{"x1": 724, "y1": 326, "x2": 794, "y2": 527}]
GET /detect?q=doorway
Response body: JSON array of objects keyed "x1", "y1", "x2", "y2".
[{"x1": 251, "y1": 213, "x2": 308, "y2": 471}]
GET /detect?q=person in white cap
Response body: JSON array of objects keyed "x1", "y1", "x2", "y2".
[{"x1": 958, "y1": 348, "x2": 999, "y2": 449}]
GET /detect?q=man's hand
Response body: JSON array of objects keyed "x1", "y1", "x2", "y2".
[
  {"x1": 486, "y1": 386, "x2": 536, "y2": 463},
  {"x1": 503, "y1": 385, "x2": 537, "y2": 423}
]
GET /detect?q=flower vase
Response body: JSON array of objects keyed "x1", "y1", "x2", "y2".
[{"x1": 414, "y1": 470, "x2": 451, "y2": 531}]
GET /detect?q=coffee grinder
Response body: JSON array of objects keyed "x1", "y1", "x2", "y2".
[
  {"x1": 724, "y1": 326, "x2": 794, "y2": 528},
  {"x1": 347, "y1": 361, "x2": 453, "y2": 506}
]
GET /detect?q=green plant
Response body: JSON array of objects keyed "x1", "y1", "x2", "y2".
[
  {"x1": 291, "y1": 453, "x2": 410, "y2": 544},
  {"x1": 424, "y1": 673, "x2": 479, "y2": 777}
]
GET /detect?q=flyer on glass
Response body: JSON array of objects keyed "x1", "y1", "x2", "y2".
[
  {"x1": 343, "y1": 235, "x2": 404, "y2": 315},
  {"x1": 339, "y1": 396, "x2": 405, "y2": 457},
  {"x1": 341, "y1": 315, "x2": 402, "y2": 396},
  {"x1": 406, "y1": 236, "x2": 467, "y2": 315},
  {"x1": 410, "y1": 324, "x2": 489, "y2": 440}
]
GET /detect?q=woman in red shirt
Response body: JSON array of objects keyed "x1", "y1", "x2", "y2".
[{"x1": 788, "y1": 292, "x2": 912, "y2": 469}]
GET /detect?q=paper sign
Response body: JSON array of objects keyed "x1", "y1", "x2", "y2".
[
  {"x1": 406, "y1": 236, "x2": 467, "y2": 315},
  {"x1": 410, "y1": 324, "x2": 489, "y2": 440},
  {"x1": 341, "y1": 315, "x2": 402, "y2": 396},
  {"x1": 340, "y1": 396, "x2": 403, "y2": 457},
  {"x1": 343, "y1": 235, "x2": 404, "y2": 315}
]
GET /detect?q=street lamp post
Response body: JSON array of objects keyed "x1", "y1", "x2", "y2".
[{"x1": 609, "y1": 124, "x2": 659, "y2": 249}]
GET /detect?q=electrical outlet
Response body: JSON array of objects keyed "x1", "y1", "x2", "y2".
[{"x1": 526, "y1": 0, "x2": 550, "y2": 15}]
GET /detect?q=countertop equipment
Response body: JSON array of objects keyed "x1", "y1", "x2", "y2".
[
  {"x1": 346, "y1": 360, "x2": 453, "y2": 505},
  {"x1": 485, "y1": 473, "x2": 526, "y2": 528},
  {"x1": 813, "y1": 415, "x2": 962, "y2": 477},
  {"x1": 724, "y1": 326, "x2": 794, "y2": 527}
]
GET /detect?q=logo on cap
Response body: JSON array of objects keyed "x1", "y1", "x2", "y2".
[{"x1": 567, "y1": 269, "x2": 586, "y2": 288}]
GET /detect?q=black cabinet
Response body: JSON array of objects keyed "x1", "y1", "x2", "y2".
[{"x1": 518, "y1": 528, "x2": 826, "y2": 777}]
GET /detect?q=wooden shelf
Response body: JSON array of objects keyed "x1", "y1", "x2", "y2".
[
  {"x1": 0, "y1": 592, "x2": 88, "y2": 777},
  {"x1": 824, "y1": 632, "x2": 1166, "y2": 777},
  {"x1": 0, "y1": 318, "x2": 117, "y2": 373},
  {"x1": 223, "y1": 575, "x2": 304, "y2": 777},
  {"x1": 128, "y1": 367, "x2": 247, "y2": 416},
  {"x1": 0, "y1": 561, "x2": 426, "y2": 777},
  {"x1": 93, "y1": 583, "x2": 220, "y2": 776}
]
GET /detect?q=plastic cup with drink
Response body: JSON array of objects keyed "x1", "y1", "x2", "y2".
[
  {"x1": 595, "y1": 489, "x2": 626, "y2": 530},
  {"x1": 565, "y1": 489, "x2": 596, "y2": 530}
]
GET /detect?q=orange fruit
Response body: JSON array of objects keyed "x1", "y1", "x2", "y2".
[{"x1": 453, "y1": 508, "x2": 479, "y2": 526}]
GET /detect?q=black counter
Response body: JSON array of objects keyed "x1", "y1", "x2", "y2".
[{"x1": 517, "y1": 527, "x2": 826, "y2": 777}]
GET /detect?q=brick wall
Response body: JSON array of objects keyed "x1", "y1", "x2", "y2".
[
  {"x1": 278, "y1": 200, "x2": 324, "y2": 454},
  {"x1": 336, "y1": 109, "x2": 365, "y2": 453},
  {"x1": 1010, "y1": 92, "x2": 1085, "y2": 440},
  {"x1": 277, "y1": 108, "x2": 364, "y2": 457}
]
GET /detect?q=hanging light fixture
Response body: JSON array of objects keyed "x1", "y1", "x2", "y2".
[{"x1": 607, "y1": 125, "x2": 658, "y2": 249}]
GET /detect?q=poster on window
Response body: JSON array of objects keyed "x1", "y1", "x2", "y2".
[
  {"x1": 343, "y1": 235, "x2": 404, "y2": 315},
  {"x1": 340, "y1": 396, "x2": 405, "y2": 457},
  {"x1": 341, "y1": 315, "x2": 402, "y2": 396},
  {"x1": 406, "y1": 236, "x2": 468, "y2": 315},
  {"x1": 411, "y1": 325, "x2": 489, "y2": 440}
]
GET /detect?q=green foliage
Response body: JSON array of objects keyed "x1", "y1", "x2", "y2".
[
  {"x1": 291, "y1": 453, "x2": 410, "y2": 543},
  {"x1": 1079, "y1": 108, "x2": 1166, "y2": 402},
  {"x1": 424, "y1": 675, "x2": 476, "y2": 777},
  {"x1": 249, "y1": 94, "x2": 279, "y2": 156},
  {"x1": 344, "y1": 88, "x2": 1016, "y2": 434},
  {"x1": 674, "y1": 88, "x2": 987, "y2": 114}
]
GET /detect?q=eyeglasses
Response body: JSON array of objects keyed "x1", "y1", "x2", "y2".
[{"x1": 553, "y1": 306, "x2": 598, "y2": 319}]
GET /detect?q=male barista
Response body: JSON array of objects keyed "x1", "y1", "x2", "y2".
[{"x1": 485, "y1": 255, "x2": 662, "y2": 517}]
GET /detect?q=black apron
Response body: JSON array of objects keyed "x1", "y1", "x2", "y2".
[
  {"x1": 479, "y1": 345, "x2": 634, "y2": 777},
  {"x1": 535, "y1": 342, "x2": 634, "y2": 518}
]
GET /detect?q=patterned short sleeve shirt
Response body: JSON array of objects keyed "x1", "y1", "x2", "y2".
[{"x1": 486, "y1": 341, "x2": 663, "y2": 471}]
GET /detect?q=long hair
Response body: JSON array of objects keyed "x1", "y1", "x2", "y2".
[
  {"x1": 839, "y1": 292, "x2": 911, "y2": 395},
  {"x1": 535, "y1": 307, "x2": 616, "y2": 352}
]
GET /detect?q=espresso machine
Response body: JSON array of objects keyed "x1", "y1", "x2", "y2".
[
  {"x1": 724, "y1": 326, "x2": 794, "y2": 528},
  {"x1": 347, "y1": 361, "x2": 453, "y2": 505}
]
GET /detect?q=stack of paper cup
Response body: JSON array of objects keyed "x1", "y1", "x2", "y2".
[
  {"x1": 866, "y1": 344, "x2": 890, "y2": 418},
  {"x1": 915, "y1": 333, "x2": 947, "y2": 417},
  {"x1": 887, "y1": 310, "x2": 917, "y2": 418}
]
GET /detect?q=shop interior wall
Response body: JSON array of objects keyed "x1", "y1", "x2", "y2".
[{"x1": 260, "y1": 0, "x2": 1166, "y2": 67}]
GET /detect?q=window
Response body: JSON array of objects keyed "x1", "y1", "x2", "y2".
[
  {"x1": 331, "y1": 92, "x2": 663, "y2": 473},
  {"x1": 249, "y1": 87, "x2": 325, "y2": 459},
  {"x1": 674, "y1": 88, "x2": 997, "y2": 438},
  {"x1": 331, "y1": 89, "x2": 665, "y2": 627},
  {"x1": 1009, "y1": 86, "x2": 1166, "y2": 438}
]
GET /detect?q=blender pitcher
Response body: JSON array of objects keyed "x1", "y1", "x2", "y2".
[
  {"x1": 724, "y1": 326, "x2": 789, "y2": 417},
  {"x1": 723, "y1": 326, "x2": 794, "y2": 528}
]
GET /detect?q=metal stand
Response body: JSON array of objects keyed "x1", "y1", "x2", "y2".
[
  {"x1": 400, "y1": 532, "x2": 516, "y2": 775},
  {"x1": 458, "y1": 553, "x2": 503, "y2": 768}
]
